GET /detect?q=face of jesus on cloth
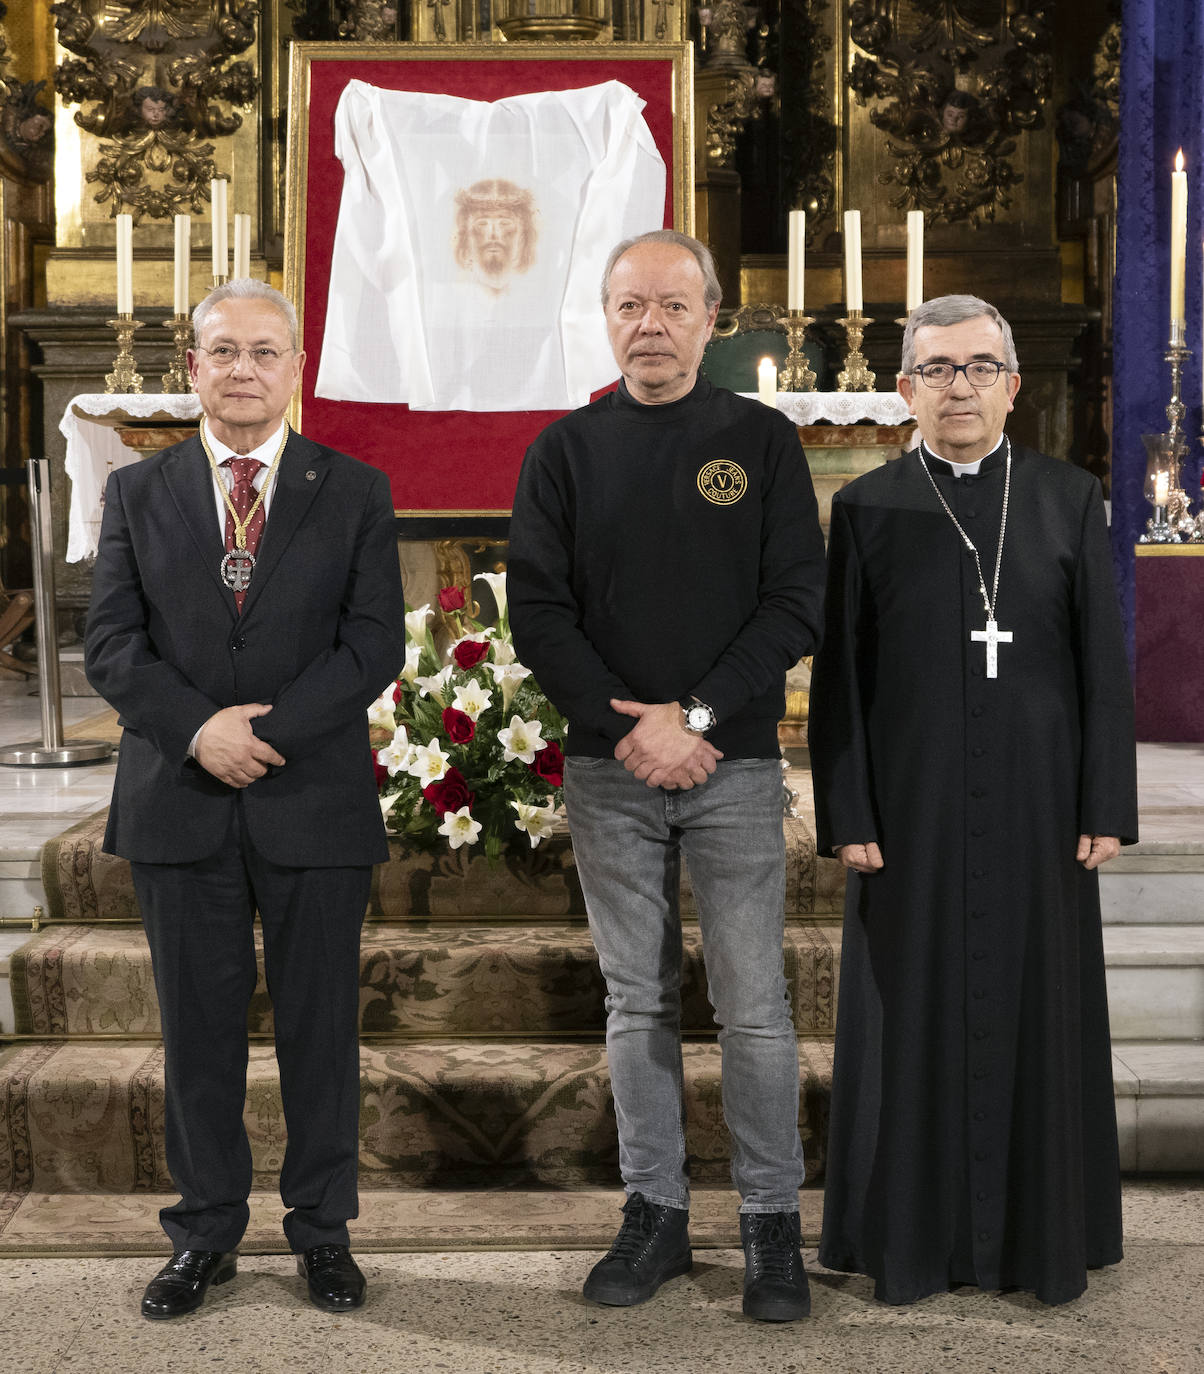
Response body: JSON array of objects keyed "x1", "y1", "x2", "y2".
[
  {"x1": 604, "y1": 240, "x2": 720, "y2": 406},
  {"x1": 188, "y1": 296, "x2": 305, "y2": 453},
  {"x1": 897, "y1": 313, "x2": 1021, "y2": 464},
  {"x1": 453, "y1": 180, "x2": 537, "y2": 294}
]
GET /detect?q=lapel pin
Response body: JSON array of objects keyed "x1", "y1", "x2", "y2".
[{"x1": 305, "y1": 470, "x2": 317, "y2": 481}]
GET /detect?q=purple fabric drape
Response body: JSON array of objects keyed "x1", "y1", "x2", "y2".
[{"x1": 1113, "y1": 0, "x2": 1204, "y2": 659}]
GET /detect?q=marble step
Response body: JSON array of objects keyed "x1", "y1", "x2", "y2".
[
  {"x1": 6, "y1": 921, "x2": 838, "y2": 1038},
  {"x1": 1114, "y1": 1042, "x2": 1204, "y2": 1172},
  {"x1": 1104, "y1": 926, "x2": 1204, "y2": 1040},
  {"x1": 0, "y1": 1037, "x2": 835, "y2": 1194},
  {"x1": 1100, "y1": 865, "x2": 1204, "y2": 925}
]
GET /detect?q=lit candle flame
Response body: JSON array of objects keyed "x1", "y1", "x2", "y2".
[{"x1": 1176, "y1": 148, "x2": 1185, "y2": 172}]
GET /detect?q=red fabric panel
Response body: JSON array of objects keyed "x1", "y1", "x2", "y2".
[
  {"x1": 1135, "y1": 552, "x2": 1204, "y2": 741},
  {"x1": 300, "y1": 57, "x2": 678, "y2": 512}
]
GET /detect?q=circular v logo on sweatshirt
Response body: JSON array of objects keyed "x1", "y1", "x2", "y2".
[{"x1": 697, "y1": 460, "x2": 748, "y2": 506}]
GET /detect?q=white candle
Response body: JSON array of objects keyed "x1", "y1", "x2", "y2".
[
  {"x1": 757, "y1": 357, "x2": 777, "y2": 406},
  {"x1": 1170, "y1": 150, "x2": 1187, "y2": 329},
  {"x1": 787, "y1": 210, "x2": 806, "y2": 312},
  {"x1": 211, "y1": 178, "x2": 228, "y2": 278},
  {"x1": 1154, "y1": 471, "x2": 1170, "y2": 506},
  {"x1": 173, "y1": 215, "x2": 190, "y2": 316},
  {"x1": 233, "y1": 213, "x2": 251, "y2": 280},
  {"x1": 906, "y1": 210, "x2": 924, "y2": 313},
  {"x1": 115, "y1": 213, "x2": 133, "y2": 315},
  {"x1": 843, "y1": 210, "x2": 863, "y2": 313}
]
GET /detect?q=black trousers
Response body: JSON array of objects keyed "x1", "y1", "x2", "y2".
[{"x1": 132, "y1": 805, "x2": 369, "y2": 1253}]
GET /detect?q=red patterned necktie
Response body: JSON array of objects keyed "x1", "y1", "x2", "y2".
[{"x1": 222, "y1": 456, "x2": 265, "y2": 612}]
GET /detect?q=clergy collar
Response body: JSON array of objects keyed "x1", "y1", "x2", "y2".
[
  {"x1": 200, "y1": 418, "x2": 287, "y2": 467},
  {"x1": 919, "y1": 434, "x2": 1006, "y2": 477}
]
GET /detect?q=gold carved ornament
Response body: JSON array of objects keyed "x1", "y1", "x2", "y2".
[
  {"x1": 0, "y1": 5, "x2": 53, "y2": 183},
  {"x1": 846, "y1": 0, "x2": 1052, "y2": 226},
  {"x1": 52, "y1": 0, "x2": 259, "y2": 220}
]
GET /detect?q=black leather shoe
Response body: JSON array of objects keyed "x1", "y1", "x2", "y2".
[
  {"x1": 583, "y1": 1192, "x2": 692, "y2": 1307},
  {"x1": 141, "y1": 1249, "x2": 238, "y2": 1320},
  {"x1": 740, "y1": 1210, "x2": 811, "y2": 1321},
  {"x1": 297, "y1": 1244, "x2": 366, "y2": 1312}
]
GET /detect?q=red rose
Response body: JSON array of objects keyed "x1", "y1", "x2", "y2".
[
  {"x1": 528, "y1": 738, "x2": 565, "y2": 788},
  {"x1": 442, "y1": 706, "x2": 476, "y2": 743},
  {"x1": 437, "y1": 585, "x2": 466, "y2": 612},
  {"x1": 423, "y1": 766, "x2": 474, "y2": 816},
  {"x1": 373, "y1": 753, "x2": 390, "y2": 788},
  {"x1": 453, "y1": 638, "x2": 490, "y2": 670}
]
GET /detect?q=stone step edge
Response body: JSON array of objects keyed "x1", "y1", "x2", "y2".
[
  {"x1": 1112, "y1": 1041, "x2": 1204, "y2": 1096},
  {"x1": 1104, "y1": 926, "x2": 1204, "y2": 965}
]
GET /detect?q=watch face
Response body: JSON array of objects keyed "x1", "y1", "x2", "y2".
[{"x1": 687, "y1": 706, "x2": 711, "y2": 732}]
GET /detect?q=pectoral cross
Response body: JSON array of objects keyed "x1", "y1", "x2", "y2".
[{"x1": 970, "y1": 620, "x2": 1013, "y2": 679}]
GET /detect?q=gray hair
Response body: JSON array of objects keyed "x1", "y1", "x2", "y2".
[
  {"x1": 192, "y1": 278, "x2": 299, "y2": 353},
  {"x1": 600, "y1": 229, "x2": 723, "y2": 312},
  {"x1": 900, "y1": 294, "x2": 1018, "y2": 377}
]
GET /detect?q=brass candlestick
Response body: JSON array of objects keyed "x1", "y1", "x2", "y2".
[
  {"x1": 104, "y1": 314, "x2": 144, "y2": 395},
  {"x1": 836, "y1": 311, "x2": 876, "y2": 392},
  {"x1": 776, "y1": 311, "x2": 817, "y2": 391},
  {"x1": 161, "y1": 313, "x2": 193, "y2": 393},
  {"x1": 212, "y1": 273, "x2": 228, "y2": 289},
  {"x1": 1162, "y1": 317, "x2": 1191, "y2": 534}
]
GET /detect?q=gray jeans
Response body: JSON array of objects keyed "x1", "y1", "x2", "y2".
[{"x1": 565, "y1": 756, "x2": 805, "y2": 1213}]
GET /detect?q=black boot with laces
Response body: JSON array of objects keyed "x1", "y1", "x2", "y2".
[
  {"x1": 740, "y1": 1210, "x2": 811, "y2": 1321},
  {"x1": 582, "y1": 1192, "x2": 692, "y2": 1307}
]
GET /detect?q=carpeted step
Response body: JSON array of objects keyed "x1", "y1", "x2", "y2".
[
  {"x1": 9, "y1": 921, "x2": 838, "y2": 1038},
  {"x1": 39, "y1": 798, "x2": 847, "y2": 925},
  {"x1": 0, "y1": 1038, "x2": 833, "y2": 1195}
]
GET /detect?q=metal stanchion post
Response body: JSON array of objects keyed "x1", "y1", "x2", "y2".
[{"x1": 0, "y1": 459, "x2": 113, "y2": 767}]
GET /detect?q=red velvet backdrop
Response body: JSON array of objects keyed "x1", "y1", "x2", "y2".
[{"x1": 298, "y1": 56, "x2": 680, "y2": 514}]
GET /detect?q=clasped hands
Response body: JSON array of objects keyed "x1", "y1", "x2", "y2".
[
  {"x1": 195, "y1": 703, "x2": 286, "y2": 788},
  {"x1": 611, "y1": 698, "x2": 722, "y2": 790},
  {"x1": 835, "y1": 834, "x2": 1122, "y2": 874}
]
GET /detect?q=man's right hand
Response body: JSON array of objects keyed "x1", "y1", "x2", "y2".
[
  {"x1": 836, "y1": 842, "x2": 884, "y2": 873},
  {"x1": 194, "y1": 704, "x2": 286, "y2": 788}
]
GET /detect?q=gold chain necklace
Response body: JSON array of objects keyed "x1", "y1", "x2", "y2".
[{"x1": 200, "y1": 419, "x2": 289, "y2": 593}]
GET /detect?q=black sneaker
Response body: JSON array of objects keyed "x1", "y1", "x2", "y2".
[
  {"x1": 740, "y1": 1210, "x2": 811, "y2": 1321},
  {"x1": 583, "y1": 1192, "x2": 692, "y2": 1307}
]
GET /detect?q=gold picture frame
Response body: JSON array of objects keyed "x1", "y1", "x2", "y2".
[{"x1": 283, "y1": 41, "x2": 694, "y2": 519}]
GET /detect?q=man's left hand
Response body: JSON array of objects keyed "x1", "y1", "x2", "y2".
[
  {"x1": 610, "y1": 698, "x2": 723, "y2": 790},
  {"x1": 1077, "y1": 834, "x2": 1120, "y2": 870}
]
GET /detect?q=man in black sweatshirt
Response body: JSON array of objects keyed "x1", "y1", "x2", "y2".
[{"x1": 507, "y1": 229, "x2": 826, "y2": 1321}]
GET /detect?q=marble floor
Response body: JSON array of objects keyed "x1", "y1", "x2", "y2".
[{"x1": 0, "y1": 1181, "x2": 1201, "y2": 1374}]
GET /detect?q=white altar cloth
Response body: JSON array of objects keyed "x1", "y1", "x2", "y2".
[{"x1": 736, "y1": 391, "x2": 915, "y2": 427}]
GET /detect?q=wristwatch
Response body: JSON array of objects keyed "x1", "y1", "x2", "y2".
[{"x1": 682, "y1": 696, "x2": 717, "y2": 735}]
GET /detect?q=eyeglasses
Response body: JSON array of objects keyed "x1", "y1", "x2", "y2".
[
  {"x1": 196, "y1": 345, "x2": 292, "y2": 371},
  {"x1": 911, "y1": 360, "x2": 1008, "y2": 389}
]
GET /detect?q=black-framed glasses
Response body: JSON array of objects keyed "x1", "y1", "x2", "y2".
[
  {"x1": 911, "y1": 360, "x2": 1008, "y2": 389},
  {"x1": 197, "y1": 345, "x2": 292, "y2": 371}
]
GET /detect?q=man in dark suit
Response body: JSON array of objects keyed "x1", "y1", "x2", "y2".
[{"x1": 85, "y1": 278, "x2": 405, "y2": 1319}]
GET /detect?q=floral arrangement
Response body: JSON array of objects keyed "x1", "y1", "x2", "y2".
[{"x1": 368, "y1": 573, "x2": 567, "y2": 862}]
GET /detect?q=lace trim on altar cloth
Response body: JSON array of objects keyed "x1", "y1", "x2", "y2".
[{"x1": 737, "y1": 391, "x2": 914, "y2": 427}]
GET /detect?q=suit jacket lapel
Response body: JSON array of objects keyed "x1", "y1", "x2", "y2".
[
  {"x1": 237, "y1": 431, "x2": 327, "y2": 620},
  {"x1": 162, "y1": 435, "x2": 236, "y2": 615}
]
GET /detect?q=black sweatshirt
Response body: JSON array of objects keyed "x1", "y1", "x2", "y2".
[{"x1": 507, "y1": 377, "x2": 826, "y2": 759}]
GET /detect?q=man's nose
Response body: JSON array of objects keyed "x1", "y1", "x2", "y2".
[
  {"x1": 228, "y1": 349, "x2": 255, "y2": 378},
  {"x1": 948, "y1": 367, "x2": 974, "y2": 396},
  {"x1": 638, "y1": 306, "x2": 665, "y2": 332}
]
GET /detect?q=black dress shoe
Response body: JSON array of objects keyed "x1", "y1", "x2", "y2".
[
  {"x1": 141, "y1": 1249, "x2": 238, "y2": 1320},
  {"x1": 740, "y1": 1210, "x2": 811, "y2": 1321},
  {"x1": 297, "y1": 1244, "x2": 366, "y2": 1312},
  {"x1": 582, "y1": 1192, "x2": 692, "y2": 1307}
]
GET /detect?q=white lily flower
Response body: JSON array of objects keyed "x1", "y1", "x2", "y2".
[
  {"x1": 490, "y1": 635, "x2": 517, "y2": 666},
  {"x1": 452, "y1": 679, "x2": 493, "y2": 722},
  {"x1": 407, "y1": 739, "x2": 451, "y2": 784},
  {"x1": 405, "y1": 603, "x2": 432, "y2": 639},
  {"x1": 377, "y1": 725, "x2": 417, "y2": 777},
  {"x1": 400, "y1": 642, "x2": 423, "y2": 685},
  {"x1": 380, "y1": 790, "x2": 403, "y2": 822},
  {"x1": 497, "y1": 714, "x2": 544, "y2": 765},
  {"x1": 488, "y1": 661, "x2": 532, "y2": 711},
  {"x1": 438, "y1": 805, "x2": 482, "y2": 850},
  {"x1": 474, "y1": 570, "x2": 508, "y2": 619},
  {"x1": 367, "y1": 685, "x2": 398, "y2": 731},
  {"x1": 415, "y1": 666, "x2": 453, "y2": 701},
  {"x1": 511, "y1": 799, "x2": 557, "y2": 848}
]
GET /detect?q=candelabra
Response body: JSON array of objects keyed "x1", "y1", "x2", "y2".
[
  {"x1": 1140, "y1": 319, "x2": 1192, "y2": 541},
  {"x1": 161, "y1": 313, "x2": 193, "y2": 393},
  {"x1": 104, "y1": 314, "x2": 144, "y2": 395},
  {"x1": 776, "y1": 311, "x2": 816, "y2": 391},
  {"x1": 212, "y1": 273, "x2": 229, "y2": 289},
  {"x1": 835, "y1": 311, "x2": 876, "y2": 392}
]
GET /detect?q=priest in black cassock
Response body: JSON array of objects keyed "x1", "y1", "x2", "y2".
[{"x1": 809, "y1": 294, "x2": 1138, "y2": 1307}]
